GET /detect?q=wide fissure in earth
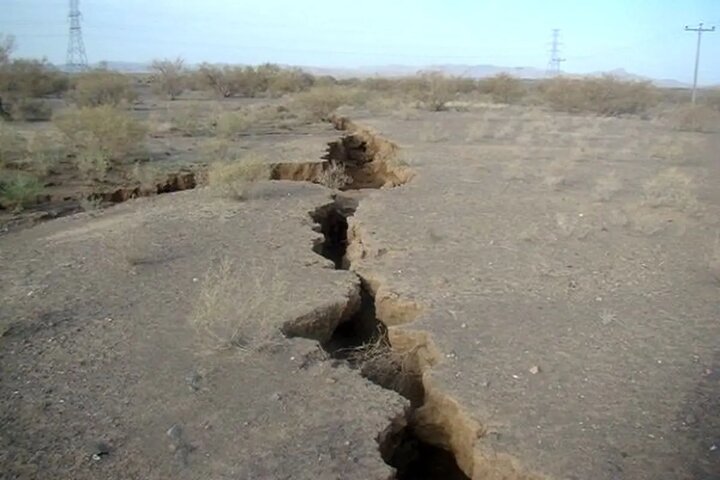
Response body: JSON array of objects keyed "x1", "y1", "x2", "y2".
[{"x1": 310, "y1": 196, "x2": 469, "y2": 480}]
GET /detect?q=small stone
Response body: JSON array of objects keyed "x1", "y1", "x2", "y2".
[
  {"x1": 89, "y1": 441, "x2": 111, "y2": 460},
  {"x1": 185, "y1": 371, "x2": 202, "y2": 391},
  {"x1": 271, "y1": 392, "x2": 282, "y2": 401},
  {"x1": 710, "y1": 444, "x2": 718, "y2": 452},
  {"x1": 460, "y1": 323, "x2": 467, "y2": 329},
  {"x1": 166, "y1": 424, "x2": 183, "y2": 442},
  {"x1": 684, "y1": 414, "x2": 697, "y2": 425},
  {"x1": 529, "y1": 365, "x2": 540, "y2": 375}
]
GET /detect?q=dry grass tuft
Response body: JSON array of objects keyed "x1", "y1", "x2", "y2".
[
  {"x1": 342, "y1": 331, "x2": 421, "y2": 399},
  {"x1": 317, "y1": 160, "x2": 352, "y2": 190},
  {"x1": 215, "y1": 110, "x2": 254, "y2": 138},
  {"x1": 190, "y1": 258, "x2": 286, "y2": 352},
  {"x1": 665, "y1": 105, "x2": 720, "y2": 133},
  {"x1": 207, "y1": 153, "x2": 272, "y2": 200},
  {"x1": 642, "y1": 167, "x2": 697, "y2": 211}
]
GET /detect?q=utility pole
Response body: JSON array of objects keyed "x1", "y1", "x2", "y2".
[
  {"x1": 684, "y1": 22, "x2": 714, "y2": 104},
  {"x1": 66, "y1": 0, "x2": 88, "y2": 71},
  {"x1": 546, "y1": 29, "x2": 566, "y2": 76}
]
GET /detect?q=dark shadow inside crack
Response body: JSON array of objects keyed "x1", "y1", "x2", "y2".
[{"x1": 310, "y1": 196, "x2": 468, "y2": 480}]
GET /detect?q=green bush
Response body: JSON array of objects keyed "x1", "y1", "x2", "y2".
[
  {"x1": 540, "y1": 75, "x2": 659, "y2": 116},
  {"x1": 54, "y1": 105, "x2": 147, "y2": 161},
  {"x1": 69, "y1": 70, "x2": 137, "y2": 107},
  {"x1": 0, "y1": 171, "x2": 42, "y2": 210}
]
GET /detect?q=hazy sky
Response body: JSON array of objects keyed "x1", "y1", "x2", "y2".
[{"x1": 2, "y1": 0, "x2": 719, "y2": 83}]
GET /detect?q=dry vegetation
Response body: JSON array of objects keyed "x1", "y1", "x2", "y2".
[
  {"x1": 207, "y1": 153, "x2": 272, "y2": 200},
  {"x1": 665, "y1": 104, "x2": 720, "y2": 132},
  {"x1": 190, "y1": 258, "x2": 286, "y2": 352},
  {"x1": 69, "y1": 70, "x2": 137, "y2": 107},
  {"x1": 538, "y1": 75, "x2": 659, "y2": 116},
  {"x1": 642, "y1": 167, "x2": 698, "y2": 211},
  {"x1": 1, "y1": 31, "x2": 717, "y2": 225},
  {"x1": 55, "y1": 106, "x2": 146, "y2": 160}
]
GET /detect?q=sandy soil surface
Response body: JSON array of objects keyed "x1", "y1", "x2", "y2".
[
  {"x1": 343, "y1": 106, "x2": 720, "y2": 479},
  {"x1": 2, "y1": 101, "x2": 719, "y2": 479},
  {"x1": 0, "y1": 182, "x2": 407, "y2": 479}
]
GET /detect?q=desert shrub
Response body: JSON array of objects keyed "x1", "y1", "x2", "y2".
[
  {"x1": 0, "y1": 59, "x2": 69, "y2": 97},
  {"x1": 412, "y1": 72, "x2": 453, "y2": 111},
  {"x1": 207, "y1": 153, "x2": 272, "y2": 200},
  {"x1": 317, "y1": 160, "x2": 352, "y2": 189},
  {"x1": 478, "y1": 74, "x2": 526, "y2": 104},
  {"x1": 263, "y1": 65, "x2": 314, "y2": 96},
  {"x1": 74, "y1": 150, "x2": 111, "y2": 180},
  {"x1": 197, "y1": 63, "x2": 315, "y2": 99},
  {"x1": 0, "y1": 171, "x2": 42, "y2": 210},
  {"x1": 540, "y1": 76, "x2": 658, "y2": 116},
  {"x1": 665, "y1": 105, "x2": 720, "y2": 133},
  {"x1": 164, "y1": 104, "x2": 218, "y2": 136},
  {"x1": 197, "y1": 64, "x2": 259, "y2": 98},
  {"x1": 54, "y1": 106, "x2": 146, "y2": 162},
  {"x1": 0, "y1": 123, "x2": 28, "y2": 166},
  {"x1": 131, "y1": 161, "x2": 160, "y2": 189},
  {"x1": 151, "y1": 57, "x2": 185, "y2": 100},
  {"x1": 9, "y1": 97, "x2": 52, "y2": 121},
  {"x1": 69, "y1": 70, "x2": 136, "y2": 107},
  {"x1": 25, "y1": 132, "x2": 65, "y2": 176},
  {"x1": 291, "y1": 86, "x2": 357, "y2": 120},
  {"x1": 215, "y1": 110, "x2": 253, "y2": 138}
]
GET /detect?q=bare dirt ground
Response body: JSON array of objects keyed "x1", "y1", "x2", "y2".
[
  {"x1": 1, "y1": 93, "x2": 719, "y2": 479},
  {"x1": 342, "y1": 105, "x2": 720, "y2": 478},
  {"x1": 0, "y1": 183, "x2": 407, "y2": 479}
]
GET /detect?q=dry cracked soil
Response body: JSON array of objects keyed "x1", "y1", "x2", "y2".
[{"x1": 2, "y1": 103, "x2": 720, "y2": 479}]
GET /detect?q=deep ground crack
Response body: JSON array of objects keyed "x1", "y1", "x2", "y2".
[{"x1": 310, "y1": 193, "x2": 469, "y2": 480}]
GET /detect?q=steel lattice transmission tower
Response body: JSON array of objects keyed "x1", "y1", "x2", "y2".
[
  {"x1": 66, "y1": 0, "x2": 88, "y2": 71},
  {"x1": 546, "y1": 29, "x2": 565, "y2": 76}
]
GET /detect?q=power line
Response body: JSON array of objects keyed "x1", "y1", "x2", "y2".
[
  {"x1": 546, "y1": 29, "x2": 565, "y2": 76},
  {"x1": 684, "y1": 22, "x2": 714, "y2": 104},
  {"x1": 66, "y1": 0, "x2": 88, "y2": 71}
]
